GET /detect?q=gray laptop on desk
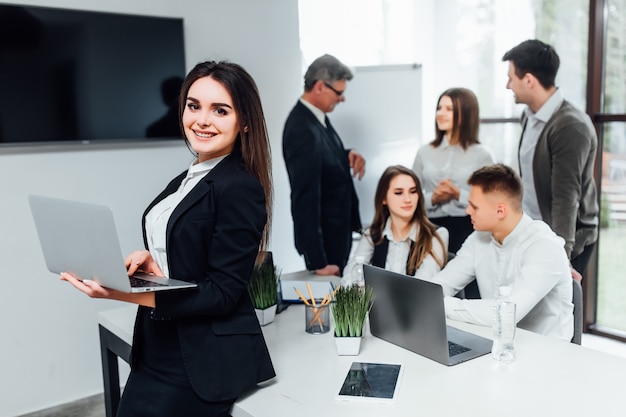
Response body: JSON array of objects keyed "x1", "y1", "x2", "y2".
[
  {"x1": 29, "y1": 194, "x2": 197, "y2": 293},
  {"x1": 364, "y1": 264, "x2": 491, "y2": 366}
]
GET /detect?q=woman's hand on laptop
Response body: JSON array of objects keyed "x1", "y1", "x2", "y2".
[
  {"x1": 60, "y1": 271, "x2": 156, "y2": 307},
  {"x1": 125, "y1": 250, "x2": 164, "y2": 277},
  {"x1": 60, "y1": 271, "x2": 112, "y2": 298}
]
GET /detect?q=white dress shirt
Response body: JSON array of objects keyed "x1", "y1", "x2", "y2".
[
  {"x1": 412, "y1": 136, "x2": 495, "y2": 218},
  {"x1": 299, "y1": 97, "x2": 327, "y2": 127},
  {"x1": 341, "y1": 218, "x2": 449, "y2": 286},
  {"x1": 144, "y1": 155, "x2": 227, "y2": 277},
  {"x1": 428, "y1": 214, "x2": 573, "y2": 341},
  {"x1": 519, "y1": 88, "x2": 564, "y2": 220}
]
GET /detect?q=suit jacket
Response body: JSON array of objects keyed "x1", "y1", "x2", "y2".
[
  {"x1": 520, "y1": 100, "x2": 599, "y2": 259},
  {"x1": 282, "y1": 100, "x2": 361, "y2": 272},
  {"x1": 130, "y1": 147, "x2": 275, "y2": 401}
]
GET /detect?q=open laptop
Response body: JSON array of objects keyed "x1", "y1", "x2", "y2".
[
  {"x1": 364, "y1": 264, "x2": 492, "y2": 366},
  {"x1": 28, "y1": 194, "x2": 197, "y2": 293}
]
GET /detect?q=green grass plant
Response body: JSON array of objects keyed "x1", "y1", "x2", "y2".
[
  {"x1": 331, "y1": 285, "x2": 374, "y2": 337},
  {"x1": 248, "y1": 262, "x2": 279, "y2": 310}
]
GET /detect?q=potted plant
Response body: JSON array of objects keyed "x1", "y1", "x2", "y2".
[
  {"x1": 330, "y1": 284, "x2": 374, "y2": 355},
  {"x1": 248, "y1": 253, "x2": 280, "y2": 326}
]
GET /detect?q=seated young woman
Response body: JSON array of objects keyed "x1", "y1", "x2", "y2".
[{"x1": 341, "y1": 165, "x2": 448, "y2": 286}]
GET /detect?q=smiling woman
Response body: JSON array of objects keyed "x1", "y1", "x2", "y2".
[
  {"x1": 182, "y1": 77, "x2": 240, "y2": 163},
  {"x1": 412, "y1": 88, "x2": 496, "y2": 255},
  {"x1": 60, "y1": 61, "x2": 275, "y2": 417},
  {"x1": 411, "y1": 88, "x2": 496, "y2": 298}
]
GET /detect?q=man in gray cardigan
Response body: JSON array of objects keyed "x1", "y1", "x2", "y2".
[{"x1": 502, "y1": 39, "x2": 599, "y2": 280}]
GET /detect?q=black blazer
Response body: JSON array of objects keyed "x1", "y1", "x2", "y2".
[
  {"x1": 131, "y1": 148, "x2": 275, "y2": 401},
  {"x1": 282, "y1": 101, "x2": 361, "y2": 272}
]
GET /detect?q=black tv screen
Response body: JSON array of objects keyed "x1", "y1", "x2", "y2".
[{"x1": 0, "y1": 4, "x2": 186, "y2": 145}]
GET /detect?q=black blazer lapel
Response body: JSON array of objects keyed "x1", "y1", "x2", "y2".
[
  {"x1": 166, "y1": 149, "x2": 244, "y2": 235},
  {"x1": 142, "y1": 148, "x2": 246, "y2": 250},
  {"x1": 294, "y1": 101, "x2": 346, "y2": 155}
]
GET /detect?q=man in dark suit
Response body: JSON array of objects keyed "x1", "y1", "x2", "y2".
[
  {"x1": 283, "y1": 54, "x2": 366, "y2": 276},
  {"x1": 502, "y1": 40, "x2": 599, "y2": 281}
]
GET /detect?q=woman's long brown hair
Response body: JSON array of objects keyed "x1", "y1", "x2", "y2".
[
  {"x1": 178, "y1": 61, "x2": 273, "y2": 251},
  {"x1": 369, "y1": 165, "x2": 446, "y2": 274},
  {"x1": 430, "y1": 87, "x2": 480, "y2": 150}
]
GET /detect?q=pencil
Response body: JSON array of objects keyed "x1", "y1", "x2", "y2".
[
  {"x1": 306, "y1": 282, "x2": 316, "y2": 306},
  {"x1": 320, "y1": 293, "x2": 330, "y2": 306},
  {"x1": 294, "y1": 288, "x2": 312, "y2": 306}
]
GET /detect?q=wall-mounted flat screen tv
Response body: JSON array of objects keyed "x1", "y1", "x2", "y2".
[{"x1": 0, "y1": 4, "x2": 186, "y2": 146}]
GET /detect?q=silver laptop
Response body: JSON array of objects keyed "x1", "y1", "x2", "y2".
[
  {"x1": 29, "y1": 194, "x2": 197, "y2": 293},
  {"x1": 364, "y1": 265, "x2": 491, "y2": 366}
]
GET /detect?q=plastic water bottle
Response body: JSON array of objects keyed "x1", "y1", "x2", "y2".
[
  {"x1": 492, "y1": 286, "x2": 516, "y2": 363},
  {"x1": 351, "y1": 255, "x2": 366, "y2": 287}
]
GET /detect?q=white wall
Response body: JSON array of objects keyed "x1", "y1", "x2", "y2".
[
  {"x1": 332, "y1": 65, "x2": 423, "y2": 225},
  {"x1": 0, "y1": 1, "x2": 303, "y2": 415}
]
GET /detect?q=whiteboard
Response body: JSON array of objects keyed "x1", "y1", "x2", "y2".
[{"x1": 332, "y1": 64, "x2": 422, "y2": 226}]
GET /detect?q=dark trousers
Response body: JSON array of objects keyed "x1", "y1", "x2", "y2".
[
  {"x1": 571, "y1": 241, "x2": 597, "y2": 276},
  {"x1": 430, "y1": 215, "x2": 474, "y2": 254},
  {"x1": 116, "y1": 364, "x2": 235, "y2": 417},
  {"x1": 431, "y1": 215, "x2": 481, "y2": 299}
]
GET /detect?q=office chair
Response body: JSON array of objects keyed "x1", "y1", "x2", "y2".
[{"x1": 571, "y1": 279, "x2": 583, "y2": 345}]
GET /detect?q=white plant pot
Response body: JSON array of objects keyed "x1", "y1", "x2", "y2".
[
  {"x1": 255, "y1": 304, "x2": 277, "y2": 326},
  {"x1": 334, "y1": 335, "x2": 362, "y2": 356}
]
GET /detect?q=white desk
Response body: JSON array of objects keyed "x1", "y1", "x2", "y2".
[{"x1": 99, "y1": 304, "x2": 626, "y2": 417}]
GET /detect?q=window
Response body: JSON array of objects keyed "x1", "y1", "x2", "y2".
[
  {"x1": 603, "y1": 0, "x2": 626, "y2": 114},
  {"x1": 597, "y1": 124, "x2": 626, "y2": 332},
  {"x1": 595, "y1": 0, "x2": 626, "y2": 335}
]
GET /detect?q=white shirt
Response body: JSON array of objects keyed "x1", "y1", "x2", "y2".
[
  {"x1": 412, "y1": 136, "x2": 495, "y2": 218},
  {"x1": 341, "y1": 218, "x2": 448, "y2": 286},
  {"x1": 144, "y1": 155, "x2": 227, "y2": 277},
  {"x1": 299, "y1": 97, "x2": 327, "y2": 127},
  {"x1": 519, "y1": 88, "x2": 564, "y2": 220},
  {"x1": 428, "y1": 214, "x2": 573, "y2": 341}
]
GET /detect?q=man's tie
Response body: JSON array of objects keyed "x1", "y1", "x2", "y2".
[{"x1": 324, "y1": 116, "x2": 344, "y2": 151}]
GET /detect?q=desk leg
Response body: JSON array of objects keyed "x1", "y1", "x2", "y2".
[{"x1": 99, "y1": 325, "x2": 131, "y2": 417}]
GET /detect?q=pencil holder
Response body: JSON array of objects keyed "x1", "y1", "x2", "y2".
[{"x1": 305, "y1": 300, "x2": 330, "y2": 334}]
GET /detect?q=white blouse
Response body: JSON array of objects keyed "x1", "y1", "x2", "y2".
[
  {"x1": 341, "y1": 218, "x2": 449, "y2": 286},
  {"x1": 412, "y1": 136, "x2": 495, "y2": 218},
  {"x1": 144, "y1": 155, "x2": 227, "y2": 277}
]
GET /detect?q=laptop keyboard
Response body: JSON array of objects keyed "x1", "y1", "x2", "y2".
[
  {"x1": 448, "y1": 341, "x2": 471, "y2": 357},
  {"x1": 129, "y1": 276, "x2": 166, "y2": 288}
]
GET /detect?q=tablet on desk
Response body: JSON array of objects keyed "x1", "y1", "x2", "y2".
[{"x1": 336, "y1": 362, "x2": 403, "y2": 404}]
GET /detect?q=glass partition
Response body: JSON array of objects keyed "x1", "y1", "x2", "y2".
[
  {"x1": 597, "y1": 122, "x2": 626, "y2": 332},
  {"x1": 479, "y1": 123, "x2": 522, "y2": 166},
  {"x1": 603, "y1": 0, "x2": 626, "y2": 114}
]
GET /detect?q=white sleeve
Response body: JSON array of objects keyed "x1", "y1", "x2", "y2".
[
  {"x1": 456, "y1": 188, "x2": 470, "y2": 208},
  {"x1": 412, "y1": 148, "x2": 436, "y2": 212},
  {"x1": 426, "y1": 232, "x2": 478, "y2": 296},
  {"x1": 443, "y1": 297, "x2": 494, "y2": 327},
  {"x1": 443, "y1": 236, "x2": 567, "y2": 327},
  {"x1": 341, "y1": 233, "x2": 374, "y2": 286}
]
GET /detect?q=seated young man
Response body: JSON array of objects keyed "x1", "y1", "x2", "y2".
[{"x1": 430, "y1": 164, "x2": 573, "y2": 341}]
